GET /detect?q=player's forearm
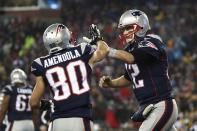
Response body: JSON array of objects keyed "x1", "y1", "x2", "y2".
[
  {"x1": 111, "y1": 76, "x2": 131, "y2": 88},
  {"x1": 0, "y1": 111, "x2": 6, "y2": 126},
  {"x1": 30, "y1": 98, "x2": 41, "y2": 131},
  {"x1": 108, "y1": 48, "x2": 134, "y2": 64},
  {"x1": 0, "y1": 95, "x2": 10, "y2": 126},
  {"x1": 0, "y1": 106, "x2": 8, "y2": 127},
  {"x1": 32, "y1": 107, "x2": 40, "y2": 131},
  {"x1": 95, "y1": 40, "x2": 109, "y2": 61}
]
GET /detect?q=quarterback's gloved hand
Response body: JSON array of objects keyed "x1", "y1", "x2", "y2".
[
  {"x1": 131, "y1": 104, "x2": 155, "y2": 122},
  {"x1": 40, "y1": 99, "x2": 51, "y2": 111},
  {"x1": 89, "y1": 24, "x2": 103, "y2": 45}
]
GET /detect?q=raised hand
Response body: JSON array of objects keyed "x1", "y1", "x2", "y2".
[
  {"x1": 89, "y1": 24, "x2": 103, "y2": 45},
  {"x1": 99, "y1": 76, "x2": 112, "y2": 88}
]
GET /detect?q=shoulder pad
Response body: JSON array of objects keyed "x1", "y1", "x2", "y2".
[
  {"x1": 4, "y1": 85, "x2": 13, "y2": 92},
  {"x1": 80, "y1": 42, "x2": 88, "y2": 54},
  {"x1": 147, "y1": 34, "x2": 163, "y2": 43},
  {"x1": 2, "y1": 85, "x2": 13, "y2": 93},
  {"x1": 31, "y1": 57, "x2": 45, "y2": 76},
  {"x1": 79, "y1": 42, "x2": 96, "y2": 55},
  {"x1": 34, "y1": 58, "x2": 43, "y2": 67}
]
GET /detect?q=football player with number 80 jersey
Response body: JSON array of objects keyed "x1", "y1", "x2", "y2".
[
  {"x1": 0, "y1": 68, "x2": 34, "y2": 131},
  {"x1": 30, "y1": 23, "x2": 109, "y2": 131}
]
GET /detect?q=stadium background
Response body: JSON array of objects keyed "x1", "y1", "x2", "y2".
[{"x1": 0, "y1": 0, "x2": 196, "y2": 130}]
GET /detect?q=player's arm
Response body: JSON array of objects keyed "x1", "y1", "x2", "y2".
[
  {"x1": 89, "y1": 40, "x2": 109, "y2": 65},
  {"x1": 85, "y1": 24, "x2": 134, "y2": 64},
  {"x1": 108, "y1": 48, "x2": 135, "y2": 64},
  {"x1": 87, "y1": 24, "x2": 109, "y2": 65},
  {"x1": 30, "y1": 76, "x2": 46, "y2": 131},
  {"x1": 109, "y1": 39, "x2": 162, "y2": 64},
  {"x1": 0, "y1": 94, "x2": 10, "y2": 126},
  {"x1": 99, "y1": 75, "x2": 132, "y2": 88}
]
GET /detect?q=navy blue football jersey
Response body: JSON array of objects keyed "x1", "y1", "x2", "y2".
[
  {"x1": 2, "y1": 84, "x2": 33, "y2": 121},
  {"x1": 31, "y1": 43, "x2": 95, "y2": 120},
  {"x1": 124, "y1": 34, "x2": 172, "y2": 105}
]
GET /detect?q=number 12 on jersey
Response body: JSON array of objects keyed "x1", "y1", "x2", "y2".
[
  {"x1": 46, "y1": 60, "x2": 90, "y2": 101},
  {"x1": 126, "y1": 64, "x2": 144, "y2": 89}
]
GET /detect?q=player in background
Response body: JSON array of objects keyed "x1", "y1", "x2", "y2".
[
  {"x1": 30, "y1": 23, "x2": 109, "y2": 131},
  {"x1": 0, "y1": 92, "x2": 8, "y2": 131},
  {"x1": 0, "y1": 68, "x2": 34, "y2": 131},
  {"x1": 99, "y1": 9, "x2": 178, "y2": 131}
]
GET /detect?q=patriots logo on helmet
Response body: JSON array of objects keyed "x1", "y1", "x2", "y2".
[
  {"x1": 131, "y1": 11, "x2": 142, "y2": 16},
  {"x1": 56, "y1": 24, "x2": 65, "y2": 36},
  {"x1": 58, "y1": 24, "x2": 65, "y2": 29}
]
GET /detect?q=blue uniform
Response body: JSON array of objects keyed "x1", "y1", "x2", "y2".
[
  {"x1": 123, "y1": 35, "x2": 178, "y2": 131},
  {"x1": 124, "y1": 34, "x2": 172, "y2": 105},
  {"x1": 31, "y1": 43, "x2": 95, "y2": 121},
  {"x1": 2, "y1": 84, "x2": 33, "y2": 122}
]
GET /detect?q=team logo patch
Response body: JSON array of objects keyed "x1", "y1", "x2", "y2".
[
  {"x1": 146, "y1": 42, "x2": 158, "y2": 50},
  {"x1": 56, "y1": 24, "x2": 65, "y2": 36},
  {"x1": 131, "y1": 11, "x2": 142, "y2": 16},
  {"x1": 138, "y1": 41, "x2": 158, "y2": 50}
]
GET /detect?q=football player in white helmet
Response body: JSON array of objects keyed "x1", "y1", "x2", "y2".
[
  {"x1": 99, "y1": 9, "x2": 178, "y2": 131},
  {"x1": 118, "y1": 9, "x2": 150, "y2": 44},
  {"x1": 10, "y1": 68, "x2": 27, "y2": 85},
  {"x1": 0, "y1": 68, "x2": 34, "y2": 131},
  {"x1": 30, "y1": 23, "x2": 109, "y2": 131},
  {"x1": 42, "y1": 24, "x2": 74, "y2": 53}
]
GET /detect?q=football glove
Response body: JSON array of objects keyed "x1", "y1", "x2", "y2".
[
  {"x1": 131, "y1": 104, "x2": 155, "y2": 122},
  {"x1": 40, "y1": 99, "x2": 51, "y2": 111},
  {"x1": 89, "y1": 24, "x2": 103, "y2": 45}
]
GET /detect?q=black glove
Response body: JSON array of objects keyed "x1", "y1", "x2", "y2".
[
  {"x1": 0, "y1": 124, "x2": 6, "y2": 131},
  {"x1": 89, "y1": 24, "x2": 103, "y2": 45},
  {"x1": 40, "y1": 99, "x2": 51, "y2": 111},
  {"x1": 131, "y1": 104, "x2": 155, "y2": 122}
]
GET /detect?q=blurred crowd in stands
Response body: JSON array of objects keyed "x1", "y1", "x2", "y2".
[{"x1": 0, "y1": 0, "x2": 196, "y2": 130}]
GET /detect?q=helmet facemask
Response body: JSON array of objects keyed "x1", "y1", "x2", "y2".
[{"x1": 119, "y1": 24, "x2": 142, "y2": 44}]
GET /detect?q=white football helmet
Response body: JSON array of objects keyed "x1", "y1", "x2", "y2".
[
  {"x1": 118, "y1": 9, "x2": 151, "y2": 43},
  {"x1": 10, "y1": 68, "x2": 27, "y2": 85},
  {"x1": 43, "y1": 23, "x2": 72, "y2": 53}
]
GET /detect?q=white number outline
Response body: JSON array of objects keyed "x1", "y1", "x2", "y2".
[
  {"x1": 16, "y1": 94, "x2": 31, "y2": 111},
  {"x1": 126, "y1": 64, "x2": 144, "y2": 89},
  {"x1": 45, "y1": 60, "x2": 90, "y2": 101}
]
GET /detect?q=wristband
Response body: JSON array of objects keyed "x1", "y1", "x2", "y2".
[{"x1": 108, "y1": 47, "x2": 117, "y2": 57}]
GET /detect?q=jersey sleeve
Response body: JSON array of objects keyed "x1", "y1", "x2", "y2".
[
  {"x1": 2, "y1": 85, "x2": 13, "y2": 96},
  {"x1": 131, "y1": 41, "x2": 161, "y2": 63},
  {"x1": 80, "y1": 43, "x2": 96, "y2": 61},
  {"x1": 31, "y1": 58, "x2": 44, "y2": 76}
]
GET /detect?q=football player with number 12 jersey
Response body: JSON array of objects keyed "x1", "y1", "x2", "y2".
[{"x1": 100, "y1": 9, "x2": 178, "y2": 131}]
